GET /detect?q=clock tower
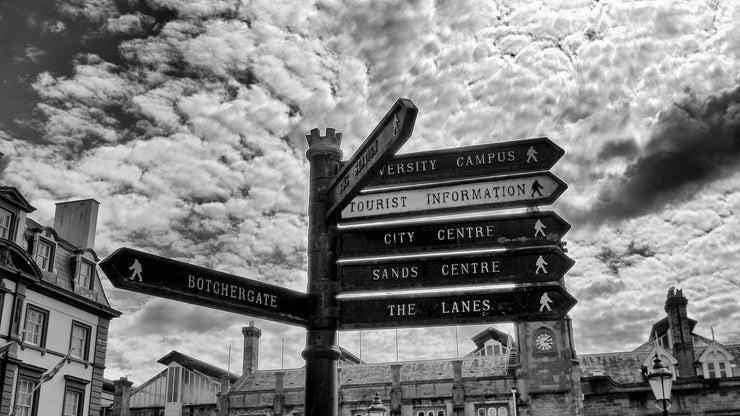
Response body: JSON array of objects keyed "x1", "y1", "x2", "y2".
[{"x1": 514, "y1": 315, "x2": 583, "y2": 415}]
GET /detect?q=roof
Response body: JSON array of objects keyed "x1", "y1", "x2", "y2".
[
  {"x1": 650, "y1": 316, "x2": 697, "y2": 339},
  {"x1": 580, "y1": 343, "x2": 740, "y2": 384},
  {"x1": 579, "y1": 351, "x2": 648, "y2": 384},
  {"x1": 158, "y1": 351, "x2": 239, "y2": 382},
  {"x1": 468, "y1": 327, "x2": 517, "y2": 352},
  {"x1": 234, "y1": 355, "x2": 510, "y2": 392},
  {"x1": 0, "y1": 186, "x2": 36, "y2": 212}
]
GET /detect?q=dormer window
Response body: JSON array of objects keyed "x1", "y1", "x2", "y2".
[
  {"x1": 77, "y1": 259, "x2": 94, "y2": 290},
  {"x1": 0, "y1": 208, "x2": 12, "y2": 240},
  {"x1": 698, "y1": 341, "x2": 734, "y2": 379},
  {"x1": 35, "y1": 240, "x2": 53, "y2": 271}
]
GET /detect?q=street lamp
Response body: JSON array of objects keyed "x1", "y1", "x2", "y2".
[
  {"x1": 510, "y1": 387, "x2": 518, "y2": 416},
  {"x1": 646, "y1": 353, "x2": 673, "y2": 416},
  {"x1": 367, "y1": 392, "x2": 387, "y2": 416}
]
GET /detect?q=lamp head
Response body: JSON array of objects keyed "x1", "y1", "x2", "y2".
[{"x1": 647, "y1": 353, "x2": 673, "y2": 402}]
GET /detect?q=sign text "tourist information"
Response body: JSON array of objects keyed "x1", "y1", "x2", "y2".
[
  {"x1": 100, "y1": 247, "x2": 309, "y2": 326},
  {"x1": 325, "y1": 98, "x2": 418, "y2": 220},
  {"x1": 341, "y1": 172, "x2": 567, "y2": 221},
  {"x1": 338, "y1": 210, "x2": 571, "y2": 257},
  {"x1": 338, "y1": 284, "x2": 577, "y2": 330},
  {"x1": 365, "y1": 137, "x2": 564, "y2": 188}
]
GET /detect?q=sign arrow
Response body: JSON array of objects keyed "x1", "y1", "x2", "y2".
[
  {"x1": 365, "y1": 136, "x2": 564, "y2": 188},
  {"x1": 338, "y1": 210, "x2": 571, "y2": 257},
  {"x1": 325, "y1": 98, "x2": 418, "y2": 221},
  {"x1": 341, "y1": 172, "x2": 567, "y2": 221},
  {"x1": 99, "y1": 247, "x2": 309, "y2": 327},
  {"x1": 338, "y1": 284, "x2": 577, "y2": 330},
  {"x1": 338, "y1": 246, "x2": 573, "y2": 293}
]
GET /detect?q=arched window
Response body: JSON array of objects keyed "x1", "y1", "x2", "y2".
[
  {"x1": 478, "y1": 409, "x2": 487, "y2": 416},
  {"x1": 497, "y1": 407, "x2": 508, "y2": 416}
]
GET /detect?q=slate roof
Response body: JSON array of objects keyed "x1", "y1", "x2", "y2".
[
  {"x1": 234, "y1": 355, "x2": 510, "y2": 392},
  {"x1": 580, "y1": 343, "x2": 740, "y2": 384}
]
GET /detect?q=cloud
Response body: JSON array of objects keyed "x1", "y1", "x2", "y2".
[{"x1": 582, "y1": 85, "x2": 740, "y2": 223}]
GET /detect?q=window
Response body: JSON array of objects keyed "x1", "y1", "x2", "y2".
[
  {"x1": 706, "y1": 361, "x2": 730, "y2": 378},
  {"x1": 167, "y1": 366, "x2": 181, "y2": 403},
  {"x1": 34, "y1": 240, "x2": 53, "y2": 271},
  {"x1": 77, "y1": 259, "x2": 94, "y2": 289},
  {"x1": 476, "y1": 405, "x2": 509, "y2": 416},
  {"x1": 70, "y1": 322, "x2": 90, "y2": 360},
  {"x1": 15, "y1": 378, "x2": 37, "y2": 416},
  {"x1": 63, "y1": 389, "x2": 82, "y2": 416},
  {"x1": 23, "y1": 306, "x2": 48, "y2": 347},
  {"x1": 0, "y1": 208, "x2": 12, "y2": 240},
  {"x1": 62, "y1": 377, "x2": 87, "y2": 416}
]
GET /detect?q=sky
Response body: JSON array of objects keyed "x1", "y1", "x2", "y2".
[{"x1": 1, "y1": 0, "x2": 740, "y2": 385}]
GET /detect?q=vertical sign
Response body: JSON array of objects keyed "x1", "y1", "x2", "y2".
[{"x1": 325, "y1": 99, "x2": 418, "y2": 220}]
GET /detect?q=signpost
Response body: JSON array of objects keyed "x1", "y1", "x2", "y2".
[
  {"x1": 337, "y1": 284, "x2": 577, "y2": 330},
  {"x1": 338, "y1": 210, "x2": 570, "y2": 257},
  {"x1": 98, "y1": 99, "x2": 576, "y2": 416},
  {"x1": 338, "y1": 246, "x2": 573, "y2": 292},
  {"x1": 341, "y1": 171, "x2": 567, "y2": 221},
  {"x1": 99, "y1": 247, "x2": 309, "y2": 326},
  {"x1": 325, "y1": 98, "x2": 418, "y2": 220},
  {"x1": 365, "y1": 137, "x2": 564, "y2": 188}
]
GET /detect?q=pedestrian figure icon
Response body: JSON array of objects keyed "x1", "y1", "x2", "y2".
[
  {"x1": 534, "y1": 219, "x2": 547, "y2": 237},
  {"x1": 531, "y1": 180, "x2": 544, "y2": 197},
  {"x1": 526, "y1": 146, "x2": 538, "y2": 163},
  {"x1": 535, "y1": 255, "x2": 548, "y2": 274},
  {"x1": 539, "y1": 292, "x2": 552, "y2": 312},
  {"x1": 129, "y1": 259, "x2": 143, "y2": 282}
]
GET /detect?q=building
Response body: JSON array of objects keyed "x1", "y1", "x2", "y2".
[
  {"x1": 113, "y1": 322, "x2": 363, "y2": 416},
  {"x1": 579, "y1": 287, "x2": 740, "y2": 415},
  {"x1": 0, "y1": 186, "x2": 121, "y2": 416},
  {"x1": 108, "y1": 288, "x2": 739, "y2": 416}
]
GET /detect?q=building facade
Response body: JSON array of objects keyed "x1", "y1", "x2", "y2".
[
  {"x1": 226, "y1": 288, "x2": 739, "y2": 416},
  {"x1": 0, "y1": 186, "x2": 121, "y2": 416},
  {"x1": 109, "y1": 288, "x2": 739, "y2": 416}
]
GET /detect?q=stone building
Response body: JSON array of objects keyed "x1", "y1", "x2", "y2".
[
  {"x1": 226, "y1": 288, "x2": 739, "y2": 415},
  {"x1": 109, "y1": 288, "x2": 739, "y2": 416},
  {"x1": 0, "y1": 186, "x2": 121, "y2": 416}
]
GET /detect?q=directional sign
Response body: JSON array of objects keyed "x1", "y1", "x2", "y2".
[
  {"x1": 99, "y1": 247, "x2": 309, "y2": 326},
  {"x1": 338, "y1": 246, "x2": 573, "y2": 292},
  {"x1": 341, "y1": 172, "x2": 567, "y2": 221},
  {"x1": 325, "y1": 98, "x2": 418, "y2": 220},
  {"x1": 338, "y1": 284, "x2": 577, "y2": 330},
  {"x1": 338, "y1": 210, "x2": 570, "y2": 257},
  {"x1": 365, "y1": 137, "x2": 564, "y2": 188}
]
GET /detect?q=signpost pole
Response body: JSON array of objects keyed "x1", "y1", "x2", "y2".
[{"x1": 303, "y1": 127, "x2": 343, "y2": 416}]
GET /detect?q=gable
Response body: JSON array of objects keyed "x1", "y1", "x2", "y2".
[
  {"x1": 698, "y1": 340, "x2": 735, "y2": 363},
  {"x1": 0, "y1": 187, "x2": 36, "y2": 213}
]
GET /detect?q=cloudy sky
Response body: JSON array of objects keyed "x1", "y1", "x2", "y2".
[{"x1": 2, "y1": 0, "x2": 740, "y2": 384}]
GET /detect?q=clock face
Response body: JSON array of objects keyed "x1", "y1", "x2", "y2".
[{"x1": 535, "y1": 332, "x2": 554, "y2": 351}]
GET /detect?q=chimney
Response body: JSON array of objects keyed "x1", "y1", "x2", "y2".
[
  {"x1": 54, "y1": 199, "x2": 100, "y2": 249},
  {"x1": 664, "y1": 287, "x2": 695, "y2": 376},
  {"x1": 242, "y1": 321, "x2": 261, "y2": 375}
]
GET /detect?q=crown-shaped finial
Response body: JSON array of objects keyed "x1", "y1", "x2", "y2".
[{"x1": 305, "y1": 127, "x2": 343, "y2": 160}]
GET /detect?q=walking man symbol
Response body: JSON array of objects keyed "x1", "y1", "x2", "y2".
[
  {"x1": 530, "y1": 180, "x2": 544, "y2": 197},
  {"x1": 533, "y1": 219, "x2": 547, "y2": 237},
  {"x1": 129, "y1": 259, "x2": 143, "y2": 282},
  {"x1": 539, "y1": 292, "x2": 552, "y2": 312},
  {"x1": 526, "y1": 146, "x2": 538, "y2": 163},
  {"x1": 535, "y1": 255, "x2": 548, "y2": 274}
]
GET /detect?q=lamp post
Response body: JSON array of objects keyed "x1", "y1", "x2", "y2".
[
  {"x1": 511, "y1": 387, "x2": 518, "y2": 416},
  {"x1": 367, "y1": 392, "x2": 387, "y2": 416},
  {"x1": 646, "y1": 353, "x2": 673, "y2": 416}
]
